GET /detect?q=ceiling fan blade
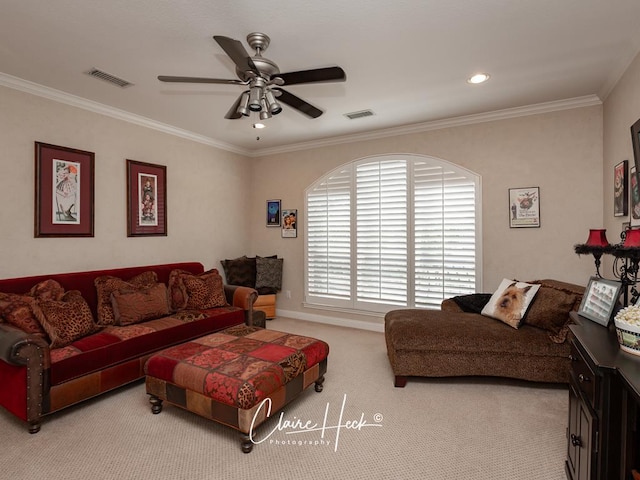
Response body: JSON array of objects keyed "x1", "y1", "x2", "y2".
[
  {"x1": 224, "y1": 93, "x2": 244, "y2": 119},
  {"x1": 213, "y1": 35, "x2": 258, "y2": 73},
  {"x1": 273, "y1": 88, "x2": 323, "y2": 118},
  {"x1": 276, "y1": 66, "x2": 346, "y2": 86},
  {"x1": 158, "y1": 75, "x2": 245, "y2": 85}
]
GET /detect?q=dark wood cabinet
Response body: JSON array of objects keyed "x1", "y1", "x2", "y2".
[{"x1": 566, "y1": 312, "x2": 640, "y2": 480}]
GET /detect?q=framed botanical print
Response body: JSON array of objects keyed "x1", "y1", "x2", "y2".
[
  {"x1": 127, "y1": 160, "x2": 167, "y2": 237},
  {"x1": 34, "y1": 141, "x2": 95, "y2": 237}
]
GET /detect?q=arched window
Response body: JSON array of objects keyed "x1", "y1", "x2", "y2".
[{"x1": 305, "y1": 154, "x2": 481, "y2": 314}]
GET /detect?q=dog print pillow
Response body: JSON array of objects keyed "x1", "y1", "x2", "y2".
[{"x1": 481, "y1": 278, "x2": 541, "y2": 329}]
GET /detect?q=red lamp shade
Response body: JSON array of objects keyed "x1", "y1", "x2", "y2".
[
  {"x1": 624, "y1": 228, "x2": 640, "y2": 247},
  {"x1": 585, "y1": 229, "x2": 609, "y2": 248}
]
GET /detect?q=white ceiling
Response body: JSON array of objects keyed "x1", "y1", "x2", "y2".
[{"x1": 2, "y1": 0, "x2": 640, "y2": 155}]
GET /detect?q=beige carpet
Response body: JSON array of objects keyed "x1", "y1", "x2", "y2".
[{"x1": 0, "y1": 317, "x2": 568, "y2": 480}]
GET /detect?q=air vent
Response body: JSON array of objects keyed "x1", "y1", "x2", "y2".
[
  {"x1": 344, "y1": 109, "x2": 375, "y2": 120},
  {"x1": 85, "y1": 68, "x2": 133, "y2": 88}
]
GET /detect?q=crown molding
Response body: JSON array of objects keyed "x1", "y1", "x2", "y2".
[
  {"x1": 1, "y1": 72, "x2": 602, "y2": 159},
  {"x1": 0, "y1": 72, "x2": 251, "y2": 156},
  {"x1": 252, "y1": 94, "x2": 603, "y2": 157}
]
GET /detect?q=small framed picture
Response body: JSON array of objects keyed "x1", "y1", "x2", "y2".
[
  {"x1": 266, "y1": 199, "x2": 281, "y2": 227},
  {"x1": 126, "y1": 160, "x2": 167, "y2": 237},
  {"x1": 509, "y1": 187, "x2": 540, "y2": 228},
  {"x1": 281, "y1": 209, "x2": 297, "y2": 238},
  {"x1": 578, "y1": 276, "x2": 622, "y2": 327},
  {"x1": 614, "y1": 160, "x2": 628, "y2": 217}
]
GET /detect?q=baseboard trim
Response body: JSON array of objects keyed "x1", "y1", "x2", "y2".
[{"x1": 275, "y1": 308, "x2": 384, "y2": 333}]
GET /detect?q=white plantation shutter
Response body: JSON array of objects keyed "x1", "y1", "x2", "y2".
[
  {"x1": 305, "y1": 166, "x2": 352, "y2": 306},
  {"x1": 356, "y1": 160, "x2": 408, "y2": 309},
  {"x1": 305, "y1": 154, "x2": 480, "y2": 313},
  {"x1": 414, "y1": 162, "x2": 477, "y2": 308}
]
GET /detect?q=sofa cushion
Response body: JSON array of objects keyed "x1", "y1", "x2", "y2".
[
  {"x1": 94, "y1": 271, "x2": 158, "y2": 326},
  {"x1": 29, "y1": 279, "x2": 65, "y2": 301},
  {"x1": 450, "y1": 293, "x2": 492, "y2": 314},
  {"x1": 48, "y1": 306, "x2": 245, "y2": 386},
  {"x1": 220, "y1": 256, "x2": 256, "y2": 287},
  {"x1": 255, "y1": 256, "x2": 283, "y2": 291},
  {"x1": 37, "y1": 290, "x2": 98, "y2": 348},
  {"x1": 526, "y1": 280, "x2": 582, "y2": 343},
  {"x1": 111, "y1": 283, "x2": 170, "y2": 326},
  {"x1": 481, "y1": 279, "x2": 540, "y2": 329},
  {"x1": 0, "y1": 292, "x2": 47, "y2": 336},
  {"x1": 169, "y1": 269, "x2": 227, "y2": 310}
]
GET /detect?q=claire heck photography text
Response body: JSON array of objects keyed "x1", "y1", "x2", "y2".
[{"x1": 249, "y1": 394, "x2": 383, "y2": 452}]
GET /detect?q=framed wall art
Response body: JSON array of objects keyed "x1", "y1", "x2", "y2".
[
  {"x1": 631, "y1": 166, "x2": 640, "y2": 227},
  {"x1": 266, "y1": 199, "x2": 281, "y2": 227},
  {"x1": 281, "y1": 209, "x2": 297, "y2": 238},
  {"x1": 34, "y1": 141, "x2": 95, "y2": 237},
  {"x1": 508, "y1": 187, "x2": 540, "y2": 228},
  {"x1": 614, "y1": 160, "x2": 628, "y2": 217},
  {"x1": 127, "y1": 160, "x2": 167, "y2": 237},
  {"x1": 578, "y1": 276, "x2": 621, "y2": 327}
]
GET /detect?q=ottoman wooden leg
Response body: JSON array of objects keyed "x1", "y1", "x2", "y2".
[
  {"x1": 240, "y1": 433, "x2": 253, "y2": 454},
  {"x1": 315, "y1": 375, "x2": 325, "y2": 392},
  {"x1": 149, "y1": 395, "x2": 163, "y2": 414},
  {"x1": 394, "y1": 375, "x2": 408, "y2": 388}
]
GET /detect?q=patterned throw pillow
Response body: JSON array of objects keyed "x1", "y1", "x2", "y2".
[
  {"x1": 37, "y1": 290, "x2": 98, "y2": 348},
  {"x1": 111, "y1": 283, "x2": 170, "y2": 326},
  {"x1": 255, "y1": 257, "x2": 283, "y2": 290},
  {"x1": 29, "y1": 279, "x2": 65, "y2": 301},
  {"x1": 524, "y1": 282, "x2": 579, "y2": 343},
  {"x1": 481, "y1": 278, "x2": 540, "y2": 329},
  {"x1": 220, "y1": 256, "x2": 256, "y2": 287},
  {"x1": 94, "y1": 271, "x2": 158, "y2": 326},
  {"x1": 169, "y1": 269, "x2": 227, "y2": 310},
  {"x1": 0, "y1": 292, "x2": 47, "y2": 336}
]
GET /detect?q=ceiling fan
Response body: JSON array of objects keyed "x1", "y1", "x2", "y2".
[{"x1": 158, "y1": 32, "x2": 346, "y2": 120}]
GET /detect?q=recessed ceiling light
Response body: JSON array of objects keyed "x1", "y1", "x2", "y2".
[
  {"x1": 467, "y1": 73, "x2": 490, "y2": 84},
  {"x1": 253, "y1": 123, "x2": 265, "y2": 129}
]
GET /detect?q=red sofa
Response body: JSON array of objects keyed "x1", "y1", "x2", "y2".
[{"x1": 0, "y1": 262, "x2": 258, "y2": 433}]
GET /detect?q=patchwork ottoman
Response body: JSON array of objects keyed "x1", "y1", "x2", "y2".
[{"x1": 144, "y1": 324, "x2": 329, "y2": 453}]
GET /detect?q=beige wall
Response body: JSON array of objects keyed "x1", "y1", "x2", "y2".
[
  {"x1": 604, "y1": 51, "x2": 640, "y2": 256},
  {"x1": 0, "y1": 81, "x2": 608, "y2": 331},
  {"x1": 251, "y1": 106, "x2": 603, "y2": 328},
  {"x1": 0, "y1": 86, "x2": 252, "y2": 278}
]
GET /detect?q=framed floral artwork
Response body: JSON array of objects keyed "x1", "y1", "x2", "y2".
[
  {"x1": 127, "y1": 159, "x2": 167, "y2": 237},
  {"x1": 34, "y1": 141, "x2": 95, "y2": 237}
]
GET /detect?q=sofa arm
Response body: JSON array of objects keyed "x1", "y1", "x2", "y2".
[
  {"x1": 0, "y1": 323, "x2": 50, "y2": 433},
  {"x1": 224, "y1": 285, "x2": 259, "y2": 326}
]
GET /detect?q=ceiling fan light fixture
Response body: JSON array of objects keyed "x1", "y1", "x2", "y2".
[
  {"x1": 260, "y1": 98, "x2": 272, "y2": 120},
  {"x1": 249, "y1": 86, "x2": 263, "y2": 111},
  {"x1": 253, "y1": 123, "x2": 265, "y2": 129},
  {"x1": 236, "y1": 91, "x2": 251, "y2": 116},
  {"x1": 265, "y1": 89, "x2": 282, "y2": 115},
  {"x1": 467, "y1": 73, "x2": 490, "y2": 84}
]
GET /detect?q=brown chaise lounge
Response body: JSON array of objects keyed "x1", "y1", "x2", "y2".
[{"x1": 385, "y1": 279, "x2": 584, "y2": 387}]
